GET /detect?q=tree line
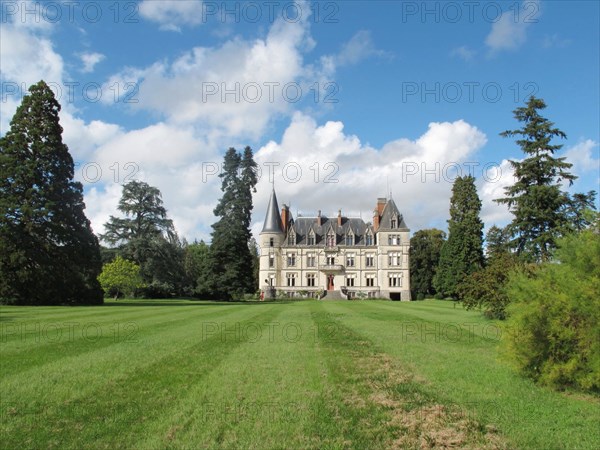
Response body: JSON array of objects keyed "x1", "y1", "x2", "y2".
[
  {"x1": 408, "y1": 96, "x2": 598, "y2": 393},
  {"x1": 0, "y1": 81, "x2": 259, "y2": 304}
]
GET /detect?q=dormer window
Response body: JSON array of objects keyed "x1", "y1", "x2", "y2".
[
  {"x1": 345, "y1": 231, "x2": 354, "y2": 246},
  {"x1": 288, "y1": 230, "x2": 296, "y2": 245},
  {"x1": 326, "y1": 229, "x2": 336, "y2": 247},
  {"x1": 307, "y1": 230, "x2": 316, "y2": 246},
  {"x1": 391, "y1": 215, "x2": 397, "y2": 229},
  {"x1": 365, "y1": 232, "x2": 373, "y2": 246}
]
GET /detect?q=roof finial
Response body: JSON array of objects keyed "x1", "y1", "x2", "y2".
[{"x1": 386, "y1": 176, "x2": 390, "y2": 200}]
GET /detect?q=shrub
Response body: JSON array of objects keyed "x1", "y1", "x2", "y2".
[
  {"x1": 459, "y1": 253, "x2": 521, "y2": 319},
  {"x1": 502, "y1": 230, "x2": 600, "y2": 392}
]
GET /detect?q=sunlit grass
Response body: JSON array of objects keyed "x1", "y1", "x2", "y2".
[{"x1": 1, "y1": 299, "x2": 598, "y2": 448}]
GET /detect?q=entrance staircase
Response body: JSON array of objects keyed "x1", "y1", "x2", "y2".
[{"x1": 321, "y1": 290, "x2": 347, "y2": 300}]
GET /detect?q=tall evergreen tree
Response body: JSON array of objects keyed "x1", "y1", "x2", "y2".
[
  {"x1": 409, "y1": 229, "x2": 446, "y2": 300},
  {"x1": 0, "y1": 81, "x2": 103, "y2": 305},
  {"x1": 101, "y1": 180, "x2": 183, "y2": 297},
  {"x1": 434, "y1": 175, "x2": 484, "y2": 299},
  {"x1": 209, "y1": 147, "x2": 258, "y2": 300},
  {"x1": 484, "y1": 225, "x2": 511, "y2": 261},
  {"x1": 495, "y1": 96, "x2": 578, "y2": 262}
]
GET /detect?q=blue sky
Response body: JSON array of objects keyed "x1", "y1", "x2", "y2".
[{"x1": 1, "y1": 0, "x2": 598, "y2": 241}]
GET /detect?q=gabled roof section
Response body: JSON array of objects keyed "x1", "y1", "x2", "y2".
[
  {"x1": 378, "y1": 198, "x2": 409, "y2": 231},
  {"x1": 261, "y1": 189, "x2": 284, "y2": 233}
]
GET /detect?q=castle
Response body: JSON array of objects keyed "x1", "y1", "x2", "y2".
[{"x1": 258, "y1": 189, "x2": 411, "y2": 300}]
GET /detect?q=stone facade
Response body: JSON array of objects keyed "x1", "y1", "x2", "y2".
[{"x1": 259, "y1": 190, "x2": 411, "y2": 300}]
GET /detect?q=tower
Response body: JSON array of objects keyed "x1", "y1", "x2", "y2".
[{"x1": 259, "y1": 189, "x2": 285, "y2": 299}]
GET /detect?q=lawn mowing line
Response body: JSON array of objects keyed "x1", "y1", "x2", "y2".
[
  {"x1": 330, "y1": 301, "x2": 503, "y2": 346},
  {"x1": 0, "y1": 299, "x2": 246, "y2": 325},
  {"x1": 312, "y1": 301, "x2": 508, "y2": 449},
  {"x1": 132, "y1": 304, "x2": 325, "y2": 448},
  {"x1": 320, "y1": 302, "x2": 600, "y2": 449},
  {"x1": 0, "y1": 304, "x2": 255, "y2": 404},
  {"x1": 0, "y1": 305, "x2": 284, "y2": 449},
  {"x1": 0, "y1": 305, "x2": 246, "y2": 377},
  {"x1": 0, "y1": 304, "x2": 207, "y2": 347}
]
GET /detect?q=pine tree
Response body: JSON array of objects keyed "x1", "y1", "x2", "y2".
[
  {"x1": 209, "y1": 147, "x2": 258, "y2": 300},
  {"x1": 409, "y1": 229, "x2": 446, "y2": 299},
  {"x1": 495, "y1": 96, "x2": 577, "y2": 262},
  {"x1": 0, "y1": 81, "x2": 103, "y2": 305},
  {"x1": 433, "y1": 175, "x2": 484, "y2": 299}
]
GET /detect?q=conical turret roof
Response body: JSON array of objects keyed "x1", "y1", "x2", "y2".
[{"x1": 261, "y1": 189, "x2": 284, "y2": 233}]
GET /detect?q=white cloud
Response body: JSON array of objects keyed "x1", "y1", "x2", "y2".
[
  {"x1": 0, "y1": 24, "x2": 64, "y2": 89},
  {"x1": 139, "y1": 0, "x2": 205, "y2": 31},
  {"x1": 564, "y1": 139, "x2": 599, "y2": 176},
  {"x1": 79, "y1": 52, "x2": 105, "y2": 73},
  {"x1": 485, "y1": 1, "x2": 539, "y2": 53},
  {"x1": 450, "y1": 46, "x2": 476, "y2": 62},
  {"x1": 101, "y1": 9, "x2": 314, "y2": 142},
  {"x1": 477, "y1": 159, "x2": 515, "y2": 229},
  {"x1": 250, "y1": 113, "x2": 490, "y2": 239},
  {"x1": 318, "y1": 30, "x2": 390, "y2": 78}
]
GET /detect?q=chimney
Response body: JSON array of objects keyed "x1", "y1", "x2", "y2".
[
  {"x1": 373, "y1": 208, "x2": 380, "y2": 232},
  {"x1": 377, "y1": 198, "x2": 387, "y2": 216},
  {"x1": 281, "y1": 205, "x2": 289, "y2": 233},
  {"x1": 337, "y1": 209, "x2": 342, "y2": 227},
  {"x1": 317, "y1": 210, "x2": 322, "y2": 227}
]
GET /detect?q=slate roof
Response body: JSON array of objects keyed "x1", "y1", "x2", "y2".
[
  {"x1": 285, "y1": 216, "x2": 375, "y2": 246},
  {"x1": 261, "y1": 189, "x2": 284, "y2": 233},
  {"x1": 377, "y1": 198, "x2": 409, "y2": 231}
]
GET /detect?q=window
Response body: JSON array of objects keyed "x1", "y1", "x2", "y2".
[
  {"x1": 307, "y1": 273, "x2": 316, "y2": 287},
  {"x1": 287, "y1": 253, "x2": 296, "y2": 267},
  {"x1": 287, "y1": 273, "x2": 297, "y2": 287},
  {"x1": 387, "y1": 234, "x2": 400, "y2": 245},
  {"x1": 307, "y1": 233, "x2": 315, "y2": 245},
  {"x1": 346, "y1": 253, "x2": 355, "y2": 267},
  {"x1": 269, "y1": 254, "x2": 274, "y2": 268},
  {"x1": 391, "y1": 215, "x2": 397, "y2": 228},
  {"x1": 288, "y1": 231, "x2": 296, "y2": 245},
  {"x1": 346, "y1": 274, "x2": 356, "y2": 287},
  {"x1": 366, "y1": 274, "x2": 375, "y2": 287},
  {"x1": 345, "y1": 233, "x2": 354, "y2": 246},
  {"x1": 365, "y1": 254, "x2": 374, "y2": 267},
  {"x1": 388, "y1": 273, "x2": 402, "y2": 287},
  {"x1": 326, "y1": 231, "x2": 336, "y2": 247},
  {"x1": 269, "y1": 237, "x2": 274, "y2": 247},
  {"x1": 365, "y1": 233, "x2": 373, "y2": 246},
  {"x1": 388, "y1": 252, "x2": 401, "y2": 267},
  {"x1": 327, "y1": 256, "x2": 336, "y2": 266},
  {"x1": 307, "y1": 253, "x2": 316, "y2": 267}
]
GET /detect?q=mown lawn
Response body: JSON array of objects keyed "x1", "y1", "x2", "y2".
[{"x1": 1, "y1": 299, "x2": 598, "y2": 449}]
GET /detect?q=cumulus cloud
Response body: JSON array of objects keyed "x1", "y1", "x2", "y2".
[
  {"x1": 139, "y1": 0, "x2": 205, "y2": 31},
  {"x1": 250, "y1": 113, "x2": 491, "y2": 239},
  {"x1": 79, "y1": 52, "x2": 105, "y2": 73},
  {"x1": 485, "y1": 0, "x2": 540, "y2": 53},
  {"x1": 101, "y1": 8, "x2": 315, "y2": 142},
  {"x1": 564, "y1": 139, "x2": 599, "y2": 176}
]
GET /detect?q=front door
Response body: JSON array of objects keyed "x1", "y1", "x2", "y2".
[{"x1": 327, "y1": 275, "x2": 334, "y2": 291}]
